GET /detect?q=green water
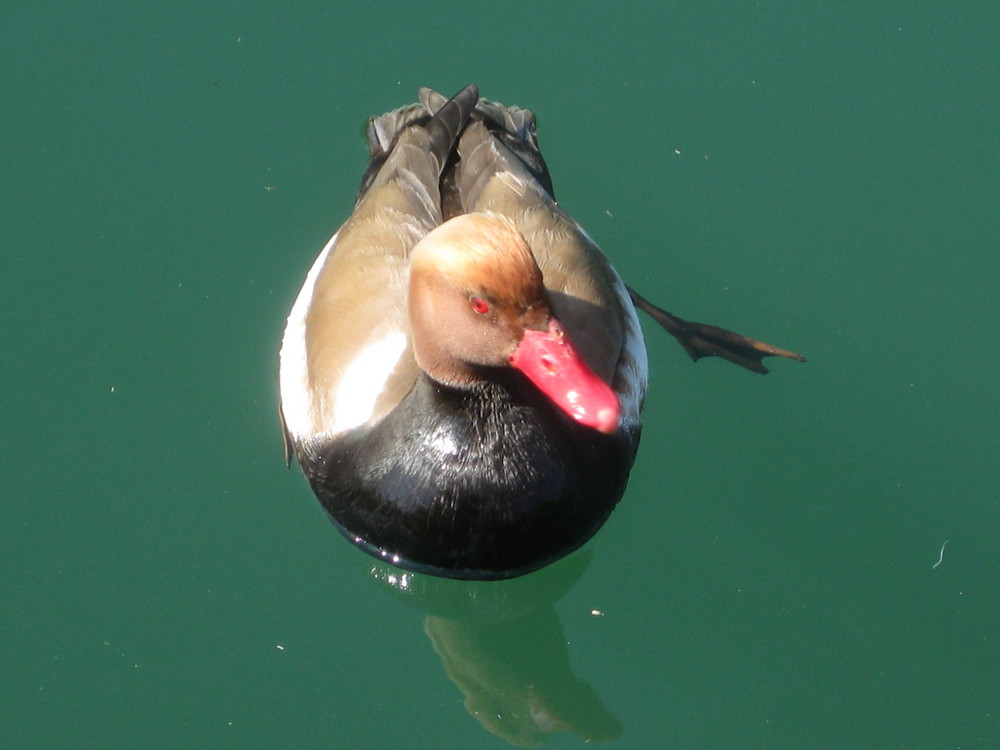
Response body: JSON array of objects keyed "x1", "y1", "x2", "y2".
[{"x1": 4, "y1": 2, "x2": 999, "y2": 747}]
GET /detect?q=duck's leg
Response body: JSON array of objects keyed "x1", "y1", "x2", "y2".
[{"x1": 627, "y1": 287, "x2": 805, "y2": 374}]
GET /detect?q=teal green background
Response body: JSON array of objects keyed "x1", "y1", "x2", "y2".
[{"x1": 4, "y1": 2, "x2": 998, "y2": 747}]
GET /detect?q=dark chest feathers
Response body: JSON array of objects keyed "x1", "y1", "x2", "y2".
[{"x1": 300, "y1": 373, "x2": 639, "y2": 577}]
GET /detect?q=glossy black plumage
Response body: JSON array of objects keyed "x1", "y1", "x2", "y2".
[{"x1": 301, "y1": 371, "x2": 636, "y2": 579}]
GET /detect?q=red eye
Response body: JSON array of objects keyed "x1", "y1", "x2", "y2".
[{"x1": 470, "y1": 297, "x2": 490, "y2": 315}]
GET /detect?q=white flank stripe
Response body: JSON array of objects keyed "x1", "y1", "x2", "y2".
[
  {"x1": 332, "y1": 333, "x2": 408, "y2": 434},
  {"x1": 278, "y1": 231, "x2": 338, "y2": 439},
  {"x1": 608, "y1": 267, "x2": 648, "y2": 423}
]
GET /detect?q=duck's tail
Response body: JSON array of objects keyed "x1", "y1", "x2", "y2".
[
  {"x1": 425, "y1": 84, "x2": 479, "y2": 170},
  {"x1": 420, "y1": 86, "x2": 555, "y2": 199},
  {"x1": 357, "y1": 85, "x2": 479, "y2": 203}
]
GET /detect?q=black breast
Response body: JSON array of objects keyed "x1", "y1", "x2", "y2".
[{"x1": 300, "y1": 372, "x2": 639, "y2": 579}]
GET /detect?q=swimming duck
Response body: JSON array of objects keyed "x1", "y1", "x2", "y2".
[{"x1": 279, "y1": 85, "x2": 803, "y2": 579}]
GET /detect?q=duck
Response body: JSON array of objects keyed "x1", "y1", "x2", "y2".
[{"x1": 279, "y1": 85, "x2": 803, "y2": 580}]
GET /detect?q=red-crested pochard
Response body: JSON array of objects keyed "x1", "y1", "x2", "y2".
[{"x1": 279, "y1": 85, "x2": 803, "y2": 580}]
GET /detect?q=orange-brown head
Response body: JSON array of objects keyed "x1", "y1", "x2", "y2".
[{"x1": 409, "y1": 212, "x2": 620, "y2": 433}]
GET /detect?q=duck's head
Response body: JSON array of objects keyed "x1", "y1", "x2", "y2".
[{"x1": 409, "y1": 212, "x2": 620, "y2": 434}]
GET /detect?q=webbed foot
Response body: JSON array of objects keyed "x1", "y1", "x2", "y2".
[{"x1": 628, "y1": 287, "x2": 805, "y2": 374}]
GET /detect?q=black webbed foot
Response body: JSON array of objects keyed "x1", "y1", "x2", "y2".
[{"x1": 628, "y1": 287, "x2": 805, "y2": 374}]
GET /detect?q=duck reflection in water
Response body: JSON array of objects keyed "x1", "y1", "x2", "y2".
[{"x1": 368, "y1": 552, "x2": 620, "y2": 746}]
